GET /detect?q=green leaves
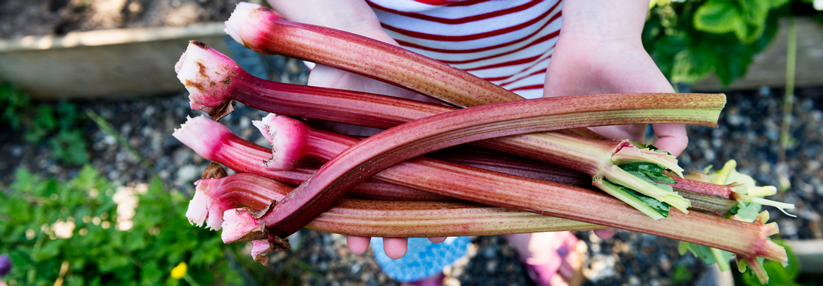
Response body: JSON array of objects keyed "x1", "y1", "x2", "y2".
[
  {"x1": 693, "y1": 0, "x2": 744, "y2": 36},
  {"x1": 693, "y1": 0, "x2": 783, "y2": 43},
  {"x1": 644, "y1": 0, "x2": 790, "y2": 86},
  {"x1": 0, "y1": 83, "x2": 30, "y2": 130},
  {"x1": 607, "y1": 162, "x2": 679, "y2": 218},
  {"x1": 0, "y1": 167, "x2": 244, "y2": 285},
  {"x1": 613, "y1": 183, "x2": 672, "y2": 217},
  {"x1": 0, "y1": 85, "x2": 91, "y2": 165},
  {"x1": 621, "y1": 162, "x2": 677, "y2": 185}
]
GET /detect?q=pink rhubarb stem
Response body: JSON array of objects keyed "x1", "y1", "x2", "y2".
[
  {"x1": 172, "y1": 116, "x2": 449, "y2": 201},
  {"x1": 253, "y1": 115, "x2": 737, "y2": 217},
  {"x1": 225, "y1": 3, "x2": 522, "y2": 108},
  {"x1": 176, "y1": 41, "x2": 722, "y2": 213},
  {"x1": 666, "y1": 173, "x2": 736, "y2": 198},
  {"x1": 175, "y1": 41, "x2": 444, "y2": 125},
  {"x1": 430, "y1": 146, "x2": 738, "y2": 217},
  {"x1": 217, "y1": 95, "x2": 782, "y2": 270},
  {"x1": 189, "y1": 172, "x2": 603, "y2": 236}
]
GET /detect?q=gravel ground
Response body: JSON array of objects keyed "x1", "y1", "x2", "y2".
[{"x1": 1, "y1": 56, "x2": 821, "y2": 284}]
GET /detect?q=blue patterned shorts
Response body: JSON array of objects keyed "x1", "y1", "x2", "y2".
[{"x1": 371, "y1": 236, "x2": 471, "y2": 283}]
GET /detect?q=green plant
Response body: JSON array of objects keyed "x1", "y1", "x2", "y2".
[
  {"x1": 0, "y1": 83, "x2": 89, "y2": 166},
  {"x1": 671, "y1": 264, "x2": 695, "y2": 285},
  {"x1": 0, "y1": 83, "x2": 31, "y2": 130},
  {"x1": 644, "y1": 0, "x2": 791, "y2": 87},
  {"x1": 0, "y1": 166, "x2": 243, "y2": 286}
]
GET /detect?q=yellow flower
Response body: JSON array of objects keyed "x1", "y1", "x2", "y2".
[{"x1": 171, "y1": 262, "x2": 187, "y2": 279}]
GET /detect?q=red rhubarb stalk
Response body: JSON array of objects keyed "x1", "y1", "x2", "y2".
[
  {"x1": 174, "y1": 113, "x2": 782, "y2": 283},
  {"x1": 200, "y1": 89, "x2": 727, "y2": 241},
  {"x1": 218, "y1": 6, "x2": 717, "y2": 211},
  {"x1": 175, "y1": 41, "x2": 727, "y2": 215},
  {"x1": 225, "y1": 3, "x2": 522, "y2": 108},
  {"x1": 172, "y1": 116, "x2": 449, "y2": 201},
  {"x1": 252, "y1": 113, "x2": 738, "y2": 216},
  {"x1": 209, "y1": 96, "x2": 783, "y2": 278},
  {"x1": 175, "y1": 40, "x2": 445, "y2": 124},
  {"x1": 188, "y1": 171, "x2": 603, "y2": 236}
]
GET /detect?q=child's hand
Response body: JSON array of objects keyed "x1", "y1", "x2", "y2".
[{"x1": 544, "y1": 0, "x2": 688, "y2": 157}]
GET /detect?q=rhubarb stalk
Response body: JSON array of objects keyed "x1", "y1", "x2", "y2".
[
  {"x1": 188, "y1": 169, "x2": 603, "y2": 237},
  {"x1": 252, "y1": 113, "x2": 740, "y2": 217},
  {"x1": 207, "y1": 96, "x2": 782, "y2": 278},
  {"x1": 175, "y1": 41, "x2": 726, "y2": 217},
  {"x1": 225, "y1": 3, "x2": 522, "y2": 108},
  {"x1": 175, "y1": 113, "x2": 782, "y2": 283},
  {"x1": 220, "y1": 4, "x2": 723, "y2": 214},
  {"x1": 172, "y1": 116, "x2": 449, "y2": 201}
]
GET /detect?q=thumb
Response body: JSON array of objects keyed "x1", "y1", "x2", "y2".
[{"x1": 651, "y1": 123, "x2": 687, "y2": 157}]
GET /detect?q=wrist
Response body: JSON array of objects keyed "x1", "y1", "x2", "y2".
[{"x1": 560, "y1": 0, "x2": 649, "y2": 43}]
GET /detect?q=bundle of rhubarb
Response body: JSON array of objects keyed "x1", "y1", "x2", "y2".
[{"x1": 172, "y1": 2, "x2": 793, "y2": 283}]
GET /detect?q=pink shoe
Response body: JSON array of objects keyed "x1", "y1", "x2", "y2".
[
  {"x1": 402, "y1": 273, "x2": 444, "y2": 286},
  {"x1": 518, "y1": 232, "x2": 580, "y2": 286}
]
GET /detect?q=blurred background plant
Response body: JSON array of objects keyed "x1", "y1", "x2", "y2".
[
  {"x1": 0, "y1": 166, "x2": 245, "y2": 286},
  {"x1": 643, "y1": 0, "x2": 821, "y2": 88},
  {"x1": 1, "y1": 83, "x2": 89, "y2": 166}
]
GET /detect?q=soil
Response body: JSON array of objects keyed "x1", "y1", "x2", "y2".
[{"x1": 0, "y1": 0, "x2": 241, "y2": 39}]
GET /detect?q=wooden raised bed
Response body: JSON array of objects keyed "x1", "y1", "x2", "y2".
[
  {"x1": 0, "y1": 22, "x2": 228, "y2": 100},
  {"x1": 785, "y1": 239, "x2": 823, "y2": 274}
]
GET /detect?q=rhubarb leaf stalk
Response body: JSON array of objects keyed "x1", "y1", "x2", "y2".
[
  {"x1": 174, "y1": 41, "x2": 722, "y2": 218},
  {"x1": 214, "y1": 95, "x2": 784, "y2": 285}
]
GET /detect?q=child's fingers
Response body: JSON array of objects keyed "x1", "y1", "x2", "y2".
[
  {"x1": 383, "y1": 237, "x2": 409, "y2": 259},
  {"x1": 428, "y1": 237, "x2": 447, "y2": 243},
  {"x1": 593, "y1": 228, "x2": 615, "y2": 239},
  {"x1": 346, "y1": 235, "x2": 371, "y2": 254}
]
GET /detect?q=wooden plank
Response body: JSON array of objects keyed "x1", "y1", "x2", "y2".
[
  {"x1": 693, "y1": 18, "x2": 823, "y2": 91},
  {"x1": 0, "y1": 22, "x2": 229, "y2": 100},
  {"x1": 784, "y1": 239, "x2": 823, "y2": 274}
]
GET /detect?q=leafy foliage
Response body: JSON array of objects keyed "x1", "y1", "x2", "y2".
[
  {"x1": 0, "y1": 83, "x2": 89, "y2": 165},
  {"x1": 643, "y1": 0, "x2": 803, "y2": 86},
  {"x1": 0, "y1": 166, "x2": 244, "y2": 286}
]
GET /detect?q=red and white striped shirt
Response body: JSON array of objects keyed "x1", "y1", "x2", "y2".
[{"x1": 366, "y1": 0, "x2": 563, "y2": 99}]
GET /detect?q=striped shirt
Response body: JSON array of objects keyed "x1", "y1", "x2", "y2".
[{"x1": 366, "y1": 0, "x2": 563, "y2": 99}]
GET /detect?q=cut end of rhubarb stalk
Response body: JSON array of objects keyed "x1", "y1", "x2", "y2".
[
  {"x1": 186, "y1": 182, "x2": 211, "y2": 227},
  {"x1": 173, "y1": 116, "x2": 232, "y2": 162},
  {"x1": 612, "y1": 140, "x2": 684, "y2": 178},
  {"x1": 176, "y1": 40, "x2": 240, "y2": 120},
  {"x1": 221, "y1": 208, "x2": 268, "y2": 243},
  {"x1": 226, "y1": 2, "x2": 277, "y2": 51},
  {"x1": 187, "y1": 179, "x2": 228, "y2": 230},
  {"x1": 251, "y1": 235, "x2": 290, "y2": 266},
  {"x1": 604, "y1": 165, "x2": 691, "y2": 214},
  {"x1": 252, "y1": 114, "x2": 308, "y2": 170},
  {"x1": 731, "y1": 210, "x2": 789, "y2": 283}
]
